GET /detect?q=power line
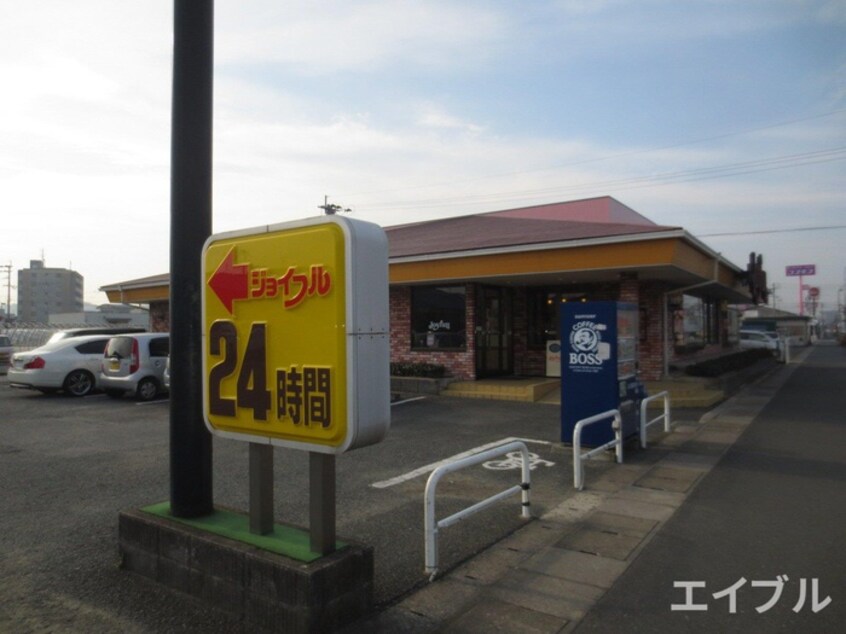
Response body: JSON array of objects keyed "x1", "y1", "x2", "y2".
[
  {"x1": 699, "y1": 225, "x2": 846, "y2": 237},
  {"x1": 341, "y1": 108, "x2": 846, "y2": 199},
  {"x1": 355, "y1": 146, "x2": 846, "y2": 212}
]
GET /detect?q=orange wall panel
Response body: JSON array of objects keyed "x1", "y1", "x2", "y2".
[{"x1": 389, "y1": 240, "x2": 678, "y2": 284}]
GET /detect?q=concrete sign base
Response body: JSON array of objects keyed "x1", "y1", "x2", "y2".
[{"x1": 118, "y1": 508, "x2": 373, "y2": 632}]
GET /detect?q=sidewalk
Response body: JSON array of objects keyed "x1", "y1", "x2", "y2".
[{"x1": 350, "y1": 344, "x2": 835, "y2": 632}]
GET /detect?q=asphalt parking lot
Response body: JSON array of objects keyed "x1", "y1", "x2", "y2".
[{"x1": 0, "y1": 377, "x2": 615, "y2": 632}]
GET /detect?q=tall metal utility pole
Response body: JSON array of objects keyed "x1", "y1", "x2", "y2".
[
  {"x1": 170, "y1": 0, "x2": 214, "y2": 518},
  {"x1": 0, "y1": 263, "x2": 11, "y2": 319}
]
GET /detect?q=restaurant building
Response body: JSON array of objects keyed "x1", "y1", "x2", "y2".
[{"x1": 101, "y1": 196, "x2": 756, "y2": 382}]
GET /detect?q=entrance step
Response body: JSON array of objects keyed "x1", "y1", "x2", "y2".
[
  {"x1": 443, "y1": 378, "x2": 560, "y2": 403},
  {"x1": 442, "y1": 378, "x2": 724, "y2": 408}
]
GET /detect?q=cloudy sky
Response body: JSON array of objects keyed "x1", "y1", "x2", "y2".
[{"x1": 1, "y1": 1, "x2": 844, "y2": 314}]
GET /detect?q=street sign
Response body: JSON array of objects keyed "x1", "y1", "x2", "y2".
[
  {"x1": 808, "y1": 287, "x2": 820, "y2": 298},
  {"x1": 201, "y1": 216, "x2": 390, "y2": 454},
  {"x1": 785, "y1": 264, "x2": 816, "y2": 277}
]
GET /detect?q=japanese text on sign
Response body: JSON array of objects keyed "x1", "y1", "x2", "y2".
[
  {"x1": 785, "y1": 264, "x2": 816, "y2": 277},
  {"x1": 277, "y1": 366, "x2": 332, "y2": 427},
  {"x1": 208, "y1": 246, "x2": 333, "y2": 315},
  {"x1": 250, "y1": 264, "x2": 332, "y2": 308},
  {"x1": 207, "y1": 321, "x2": 334, "y2": 429}
]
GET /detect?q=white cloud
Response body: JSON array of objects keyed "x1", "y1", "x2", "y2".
[
  {"x1": 217, "y1": 0, "x2": 507, "y2": 74},
  {"x1": 414, "y1": 103, "x2": 484, "y2": 133},
  {"x1": 0, "y1": 1, "x2": 843, "y2": 309}
]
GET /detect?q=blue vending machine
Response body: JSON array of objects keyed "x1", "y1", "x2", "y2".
[{"x1": 560, "y1": 301, "x2": 644, "y2": 446}]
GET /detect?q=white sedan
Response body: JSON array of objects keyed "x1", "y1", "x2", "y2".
[
  {"x1": 7, "y1": 335, "x2": 112, "y2": 397},
  {"x1": 738, "y1": 330, "x2": 779, "y2": 353}
]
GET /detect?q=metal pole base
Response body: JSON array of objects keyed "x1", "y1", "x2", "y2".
[
  {"x1": 309, "y1": 452, "x2": 336, "y2": 555},
  {"x1": 249, "y1": 443, "x2": 274, "y2": 535}
]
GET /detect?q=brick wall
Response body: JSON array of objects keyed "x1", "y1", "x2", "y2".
[
  {"x1": 389, "y1": 284, "x2": 476, "y2": 380},
  {"x1": 619, "y1": 273, "x2": 639, "y2": 304},
  {"x1": 151, "y1": 301, "x2": 169, "y2": 332},
  {"x1": 637, "y1": 282, "x2": 668, "y2": 381},
  {"x1": 612, "y1": 274, "x2": 670, "y2": 381}
]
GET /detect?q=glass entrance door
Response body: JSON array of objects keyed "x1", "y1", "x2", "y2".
[{"x1": 475, "y1": 286, "x2": 513, "y2": 377}]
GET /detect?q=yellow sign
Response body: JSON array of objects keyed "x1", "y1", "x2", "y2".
[{"x1": 201, "y1": 216, "x2": 390, "y2": 453}]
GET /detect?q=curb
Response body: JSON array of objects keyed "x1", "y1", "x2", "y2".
[{"x1": 355, "y1": 349, "x2": 814, "y2": 633}]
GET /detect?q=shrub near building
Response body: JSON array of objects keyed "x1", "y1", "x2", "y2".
[{"x1": 684, "y1": 349, "x2": 773, "y2": 378}]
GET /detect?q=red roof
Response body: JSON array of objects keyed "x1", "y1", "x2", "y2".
[{"x1": 386, "y1": 197, "x2": 679, "y2": 258}]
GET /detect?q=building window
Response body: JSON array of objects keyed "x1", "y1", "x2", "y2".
[
  {"x1": 527, "y1": 288, "x2": 598, "y2": 349},
  {"x1": 411, "y1": 285, "x2": 466, "y2": 350},
  {"x1": 527, "y1": 289, "x2": 558, "y2": 349},
  {"x1": 703, "y1": 298, "x2": 720, "y2": 344},
  {"x1": 674, "y1": 295, "x2": 720, "y2": 349}
]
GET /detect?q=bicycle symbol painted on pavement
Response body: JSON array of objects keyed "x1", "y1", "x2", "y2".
[{"x1": 483, "y1": 451, "x2": 555, "y2": 471}]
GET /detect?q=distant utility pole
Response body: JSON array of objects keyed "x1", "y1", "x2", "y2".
[
  {"x1": 318, "y1": 195, "x2": 351, "y2": 215},
  {"x1": 769, "y1": 283, "x2": 779, "y2": 309},
  {"x1": 0, "y1": 262, "x2": 12, "y2": 319}
]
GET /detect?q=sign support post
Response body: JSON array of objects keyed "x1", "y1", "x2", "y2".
[
  {"x1": 249, "y1": 443, "x2": 274, "y2": 535},
  {"x1": 786, "y1": 264, "x2": 816, "y2": 317},
  {"x1": 799, "y1": 274, "x2": 804, "y2": 316},
  {"x1": 170, "y1": 0, "x2": 214, "y2": 518},
  {"x1": 309, "y1": 452, "x2": 336, "y2": 555}
]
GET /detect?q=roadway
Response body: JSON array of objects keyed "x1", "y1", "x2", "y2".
[{"x1": 576, "y1": 341, "x2": 846, "y2": 632}]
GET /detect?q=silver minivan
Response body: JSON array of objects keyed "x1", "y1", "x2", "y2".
[{"x1": 100, "y1": 333, "x2": 170, "y2": 401}]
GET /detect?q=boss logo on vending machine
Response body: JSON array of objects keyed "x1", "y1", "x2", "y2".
[{"x1": 568, "y1": 318, "x2": 611, "y2": 371}]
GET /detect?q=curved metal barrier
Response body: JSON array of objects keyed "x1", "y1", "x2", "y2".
[
  {"x1": 573, "y1": 409, "x2": 622, "y2": 491},
  {"x1": 424, "y1": 441, "x2": 532, "y2": 580},
  {"x1": 640, "y1": 391, "x2": 671, "y2": 449}
]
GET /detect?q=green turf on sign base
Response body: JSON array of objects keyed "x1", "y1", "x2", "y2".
[{"x1": 141, "y1": 502, "x2": 345, "y2": 563}]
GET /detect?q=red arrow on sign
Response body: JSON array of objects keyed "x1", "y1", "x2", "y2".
[{"x1": 208, "y1": 247, "x2": 249, "y2": 314}]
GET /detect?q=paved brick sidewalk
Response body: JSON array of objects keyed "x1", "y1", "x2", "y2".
[{"x1": 347, "y1": 347, "x2": 814, "y2": 633}]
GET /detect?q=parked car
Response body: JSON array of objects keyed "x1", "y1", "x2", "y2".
[
  {"x1": 100, "y1": 333, "x2": 170, "y2": 401},
  {"x1": 6, "y1": 335, "x2": 112, "y2": 396},
  {"x1": 739, "y1": 329, "x2": 779, "y2": 353},
  {"x1": 47, "y1": 326, "x2": 147, "y2": 344},
  {"x1": 0, "y1": 335, "x2": 14, "y2": 375}
]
